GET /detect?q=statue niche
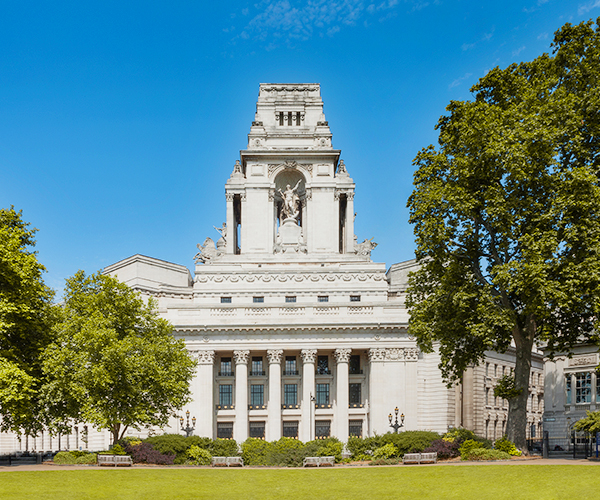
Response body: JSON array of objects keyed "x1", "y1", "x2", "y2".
[{"x1": 273, "y1": 171, "x2": 306, "y2": 253}]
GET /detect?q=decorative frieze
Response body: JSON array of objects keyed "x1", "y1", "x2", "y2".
[
  {"x1": 369, "y1": 348, "x2": 386, "y2": 362},
  {"x1": 195, "y1": 272, "x2": 386, "y2": 284},
  {"x1": 234, "y1": 350, "x2": 250, "y2": 365},
  {"x1": 369, "y1": 347, "x2": 420, "y2": 362},
  {"x1": 334, "y1": 348, "x2": 352, "y2": 364},
  {"x1": 301, "y1": 349, "x2": 317, "y2": 364},
  {"x1": 267, "y1": 349, "x2": 284, "y2": 364}
]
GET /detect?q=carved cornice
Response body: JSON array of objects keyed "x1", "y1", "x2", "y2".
[
  {"x1": 191, "y1": 350, "x2": 215, "y2": 364},
  {"x1": 369, "y1": 347, "x2": 419, "y2": 362},
  {"x1": 301, "y1": 349, "x2": 317, "y2": 364},
  {"x1": 261, "y1": 85, "x2": 319, "y2": 92},
  {"x1": 334, "y1": 348, "x2": 352, "y2": 364},
  {"x1": 233, "y1": 350, "x2": 250, "y2": 365},
  {"x1": 195, "y1": 272, "x2": 387, "y2": 284},
  {"x1": 267, "y1": 349, "x2": 284, "y2": 364}
]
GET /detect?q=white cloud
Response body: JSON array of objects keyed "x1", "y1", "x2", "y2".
[
  {"x1": 512, "y1": 45, "x2": 526, "y2": 57},
  {"x1": 449, "y1": 72, "x2": 472, "y2": 89},
  {"x1": 537, "y1": 32, "x2": 548, "y2": 40},
  {"x1": 578, "y1": 0, "x2": 600, "y2": 15},
  {"x1": 461, "y1": 27, "x2": 494, "y2": 51}
]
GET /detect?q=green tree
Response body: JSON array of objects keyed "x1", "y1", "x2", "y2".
[
  {"x1": 42, "y1": 271, "x2": 196, "y2": 444},
  {"x1": 574, "y1": 410, "x2": 600, "y2": 434},
  {"x1": 406, "y1": 18, "x2": 600, "y2": 450},
  {"x1": 0, "y1": 207, "x2": 55, "y2": 435}
]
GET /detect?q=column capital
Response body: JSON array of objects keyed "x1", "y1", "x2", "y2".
[
  {"x1": 190, "y1": 350, "x2": 215, "y2": 364},
  {"x1": 334, "y1": 348, "x2": 352, "y2": 364},
  {"x1": 301, "y1": 349, "x2": 317, "y2": 364},
  {"x1": 368, "y1": 348, "x2": 386, "y2": 362},
  {"x1": 267, "y1": 349, "x2": 284, "y2": 364},
  {"x1": 233, "y1": 350, "x2": 250, "y2": 365}
]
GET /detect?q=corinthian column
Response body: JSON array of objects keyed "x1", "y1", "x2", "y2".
[
  {"x1": 300, "y1": 349, "x2": 317, "y2": 442},
  {"x1": 234, "y1": 350, "x2": 249, "y2": 442},
  {"x1": 189, "y1": 350, "x2": 215, "y2": 438},
  {"x1": 335, "y1": 348, "x2": 351, "y2": 442},
  {"x1": 267, "y1": 349, "x2": 283, "y2": 441}
]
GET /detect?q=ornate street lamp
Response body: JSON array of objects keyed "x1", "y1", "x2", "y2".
[
  {"x1": 179, "y1": 410, "x2": 196, "y2": 437},
  {"x1": 388, "y1": 407, "x2": 405, "y2": 433}
]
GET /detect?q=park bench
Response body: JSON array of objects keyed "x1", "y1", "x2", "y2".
[
  {"x1": 402, "y1": 452, "x2": 437, "y2": 465},
  {"x1": 97, "y1": 454, "x2": 133, "y2": 467},
  {"x1": 211, "y1": 456, "x2": 244, "y2": 467},
  {"x1": 303, "y1": 456, "x2": 335, "y2": 467}
]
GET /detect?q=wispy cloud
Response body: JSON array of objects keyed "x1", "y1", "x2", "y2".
[
  {"x1": 512, "y1": 45, "x2": 526, "y2": 57},
  {"x1": 232, "y1": 0, "x2": 427, "y2": 46},
  {"x1": 449, "y1": 72, "x2": 472, "y2": 89},
  {"x1": 578, "y1": 0, "x2": 600, "y2": 15},
  {"x1": 461, "y1": 27, "x2": 494, "y2": 51}
]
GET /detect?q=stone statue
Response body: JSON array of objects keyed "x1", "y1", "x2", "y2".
[
  {"x1": 214, "y1": 223, "x2": 227, "y2": 251},
  {"x1": 278, "y1": 180, "x2": 302, "y2": 220},
  {"x1": 194, "y1": 237, "x2": 223, "y2": 263},
  {"x1": 354, "y1": 237, "x2": 378, "y2": 257}
]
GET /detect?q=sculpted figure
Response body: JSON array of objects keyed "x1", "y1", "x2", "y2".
[
  {"x1": 278, "y1": 180, "x2": 302, "y2": 220},
  {"x1": 194, "y1": 237, "x2": 222, "y2": 263},
  {"x1": 354, "y1": 237, "x2": 378, "y2": 256}
]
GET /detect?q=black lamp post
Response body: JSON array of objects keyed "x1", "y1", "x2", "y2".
[
  {"x1": 388, "y1": 407, "x2": 405, "y2": 433},
  {"x1": 180, "y1": 410, "x2": 196, "y2": 437}
]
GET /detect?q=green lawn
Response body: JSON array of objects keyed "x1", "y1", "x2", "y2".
[{"x1": 1, "y1": 465, "x2": 598, "y2": 500}]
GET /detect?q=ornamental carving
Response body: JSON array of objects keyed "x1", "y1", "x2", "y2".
[
  {"x1": 191, "y1": 350, "x2": 215, "y2": 364},
  {"x1": 301, "y1": 349, "x2": 317, "y2": 364},
  {"x1": 569, "y1": 356, "x2": 597, "y2": 367},
  {"x1": 404, "y1": 348, "x2": 420, "y2": 361},
  {"x1": 369, "y1": 348, "x2": 386, "y2": 362},
  {"x1": 268, "y1": 162, "x2": 313, "y2": 177},
  {"x1": 386, "y1": 348, "x2": 403, "y2": 360},
  {"x1": 233, "y1": 350, "x2": 250, "y2": 365},
  {"x1": 194, "y1": 237, "x2": 224, "y2": 264},
  {"x1": 225, "y1": 193, "x2": 235, "y2": 202},
  {"x1": 334, "y1": 348, "x2": 352, "y2": 364},
  {"x1": 267, "y1": 349, "x2": 284, "y2": 364},
  {"x1": 261, "y1": 85, "x2": 319, "y2": 92}
]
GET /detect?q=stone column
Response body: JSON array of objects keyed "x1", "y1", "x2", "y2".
[
  {"x1": 234, "y1": 350, "x2": 250, "y2": 443},
  {"x1": 334, "y1": 348, "x2": 351, "y2": 442},
  {"x1": 368, "y1": 348, "x2": 387, "y2": 436},
  {"x1": 191, "y1": 350, "x2": 215, "y2": 438},
  {"x1": 267, "y1": 349, "x2": 283, "y2": 441},
  {"x1": 300, "y1": 349, "x2": 317, "y2": 442}
]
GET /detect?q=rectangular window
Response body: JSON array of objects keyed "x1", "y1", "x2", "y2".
[
  {"x1": 220, "y1": 357, "x2": 232, "y2": 376},
  {"x1": 221, "y1": 297, "x2": 232, "y2": 304},
  {"x1": 249, "y1": 421, "x2": 265, "y2": 439},
  {"x1": 284, "y1": 356, "x2": 297, "y2": 375},
  {"x1": 349, "y1": 355, "x2": 361, "y2": 374},
  {"x1": 253, "y1": 296, "x2": 264, "y2": 303},
  {"x1": 284, "y1": 384, "x2": 298, "y2": 406},
  {"x1": 349, "y1": 383, "x2": 361, "y2": 405},
  {"x1": 296, "y1": 111, "x2": 301, "y2": 125},
  {"x1": 349, "y1": 420, "x2": 363, "y2": 438},
  {"x1": 288, "y1": 111, "x2": 292, "y2": 126},
  {"x1": 350, "y1": 295, "x2": 361, "y2": 302},
  {"x1": 285, "y1": 296, "x2": 296, "y2": 303},
  {"x1": 217, "y1": 422, "x2": 233, "y2": 439},
  {"x1": 250, "y1": 384, "x2": 264, "y2": 406},
  {"x1": 315, "y1": 420, "x2": 331, "y2": 438},
  {"x1": 317, "y1": 355, "x2": 330, "y2": 375},
  {"x1": 316, "y1": 383, "x2": 330, "y2": 405},
  {"x1": 318, "y1": 295, "x2": 329, "y2": 302},
  {"x1": 566, "y1": 375, "x2": 572, "y2": 404},
  {"x1": 279, "y1": 112, "x2": 284, "y2": 126},
  {"x1": 576, "y1": 372, "x2": 592, "y2": 403},
  {"x1": 219, "y1": 384, "x2": 233, "y2": 406},
  {"x1": 283, "y1": 421, "x2": 299, "y2": 438},
  {"x1": 251, "y1": 356, "x2": 264, "y2": 376}
]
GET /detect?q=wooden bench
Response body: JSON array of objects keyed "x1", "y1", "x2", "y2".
[
  {"x1": 211, "y1": 456, "x2": 244, "y2": 467},
  {"x1": 402, "y1": 452, "x2": 437, "y2": 465},
  {"x1": 97, "y1": 454, "x2": 133, "y2": 467},
  {"x1": 303, "y1": 456, "x2": 335, "y2": 467}
]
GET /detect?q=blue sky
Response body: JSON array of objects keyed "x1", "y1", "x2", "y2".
[{"x1": 2, "y1": 1, "x2": 599, "y2": 295}]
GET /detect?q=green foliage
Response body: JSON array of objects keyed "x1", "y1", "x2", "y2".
[
  {"x1": 0, "y1": 207, "x2": 55, "y2": 435},
  {"x1": 110, "y1": 444, "x2": 126, "y2": 455},
  {"x1": 41, "y1": 272, "x2": 196, "y2": 443},
  {"x1": 52, "y1": 451, "x2": 76, "y2": 465},
  {"x1": 241, "y1": 438, "x2": 270, "y2": 466},
  {"x1": 265, "y1": 437, "x2": 305, "y2": 467},
  {"x1": 464, "y1": 448, "x2": 512, "y2": 461},
  {"x1": 209, "y1": 438, "x2": 239, "y2": 457},
  {"x1": 373, "y1": 443, "x2": 397, "y2": 460},
  {"x1": 186, "y1": 445, "x2": 212, "y2": 465},
  {"x1": 369, "y1": 458, "x2": 399, "y2": 466},
  {"x1": 574, "y1": 410, "x2": 600, "y2": 434},
  {"x1": 406, "y1": 19, "x2": 600, "y2": 449},
  {"x1": 315, "y1": 439, "x2": 343, "y2": 462},
  {"x1": 75, "y1": 453, "x2": 97, "y2": 464},
  {"x1": 459, "y1": 439, "x2": 487, "y2": 459},
  {"x1": 494, "y1": 376, "x2": 523, "y2": 400},
  {"x1": 443, "y1": 428, "x2": 477, "y2": 443},
  {"x1": 494, "y1": 437, "x2": 522, "y2": 456},
  {"x1": 383, "y1": 431, "x2": 441, "y2": 456}
]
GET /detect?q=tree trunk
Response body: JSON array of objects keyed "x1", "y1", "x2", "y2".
[
  {"x1": 111, "y1": 423, "x2": 121, "y2": 446},
  {"x1": 506, "y1": 322, "x2": 534, "y2": 451}
]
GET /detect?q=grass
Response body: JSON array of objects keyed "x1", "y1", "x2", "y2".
[{"x1": 1, "y1": 465, "x2": 599, "y2": 499}]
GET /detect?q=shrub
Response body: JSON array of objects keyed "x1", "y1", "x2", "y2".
[
  {"x1": 459, "y1": 439, "x2": 487, "y2": 459},
  {"x1": 109, "y1": 444, "x2": 126, "y2": 455},
  {"x1": 443, "y1": 428, "x2": 478, "y2": 443},
  {"x1": 208, "y1": 438, "x2": 239, "y2": 458},
  {"x1": 383, "y1": 431, "x2": 441, "y2": 456},
  {"x1": 75, "y1": 453, "x2": 97, "y2": 464},
  {"x1": 187, "y1": 445, "x2": 212, "y2": 465},
  {"x1": 373, "y1": 443, "x2": 398, "y2": 460},
  {"x1": 369, "y1": 458, "x2": 399, "y2": 466},
  {"x1": 316, "y1": 440, "x2": 343, "y2": 463},
  {"x1": 127, "y1": 442, "x2": 175, "y2": 465},
  {"x1": 494, "y1": 437, "x2": 522, "y2": 456},
  {"x1": 144, "y1": 434, "x2": 189, "y2": 463},
  {"x1": 53, "y1": 451, "x2": 76, "y2": 465},
  {"x1": 241, "y1": 438, "x2": 271, "y2": 466},
  {"x1": 347, "y1": 436, "x2": 376, "y2": 461},
  {"x1": 266, "y1": 437, "x2": 305, "y2": 467},
  {"x1": 423, "y1": 438, "x2": 460, "y2": 459},
  {"x1": 464, "y1": 448, "x2": 511, "y2": 461}
]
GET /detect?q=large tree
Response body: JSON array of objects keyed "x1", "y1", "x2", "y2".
[
  {"x1": 406, "y1": 18, "x2": 600, "y2": 449},
  {"x1": 43, "y1": 271, "x2": 196, "y2": 444},
  {"x1": 0, "y1": 207, "x2": 55, "y2": 436}
]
